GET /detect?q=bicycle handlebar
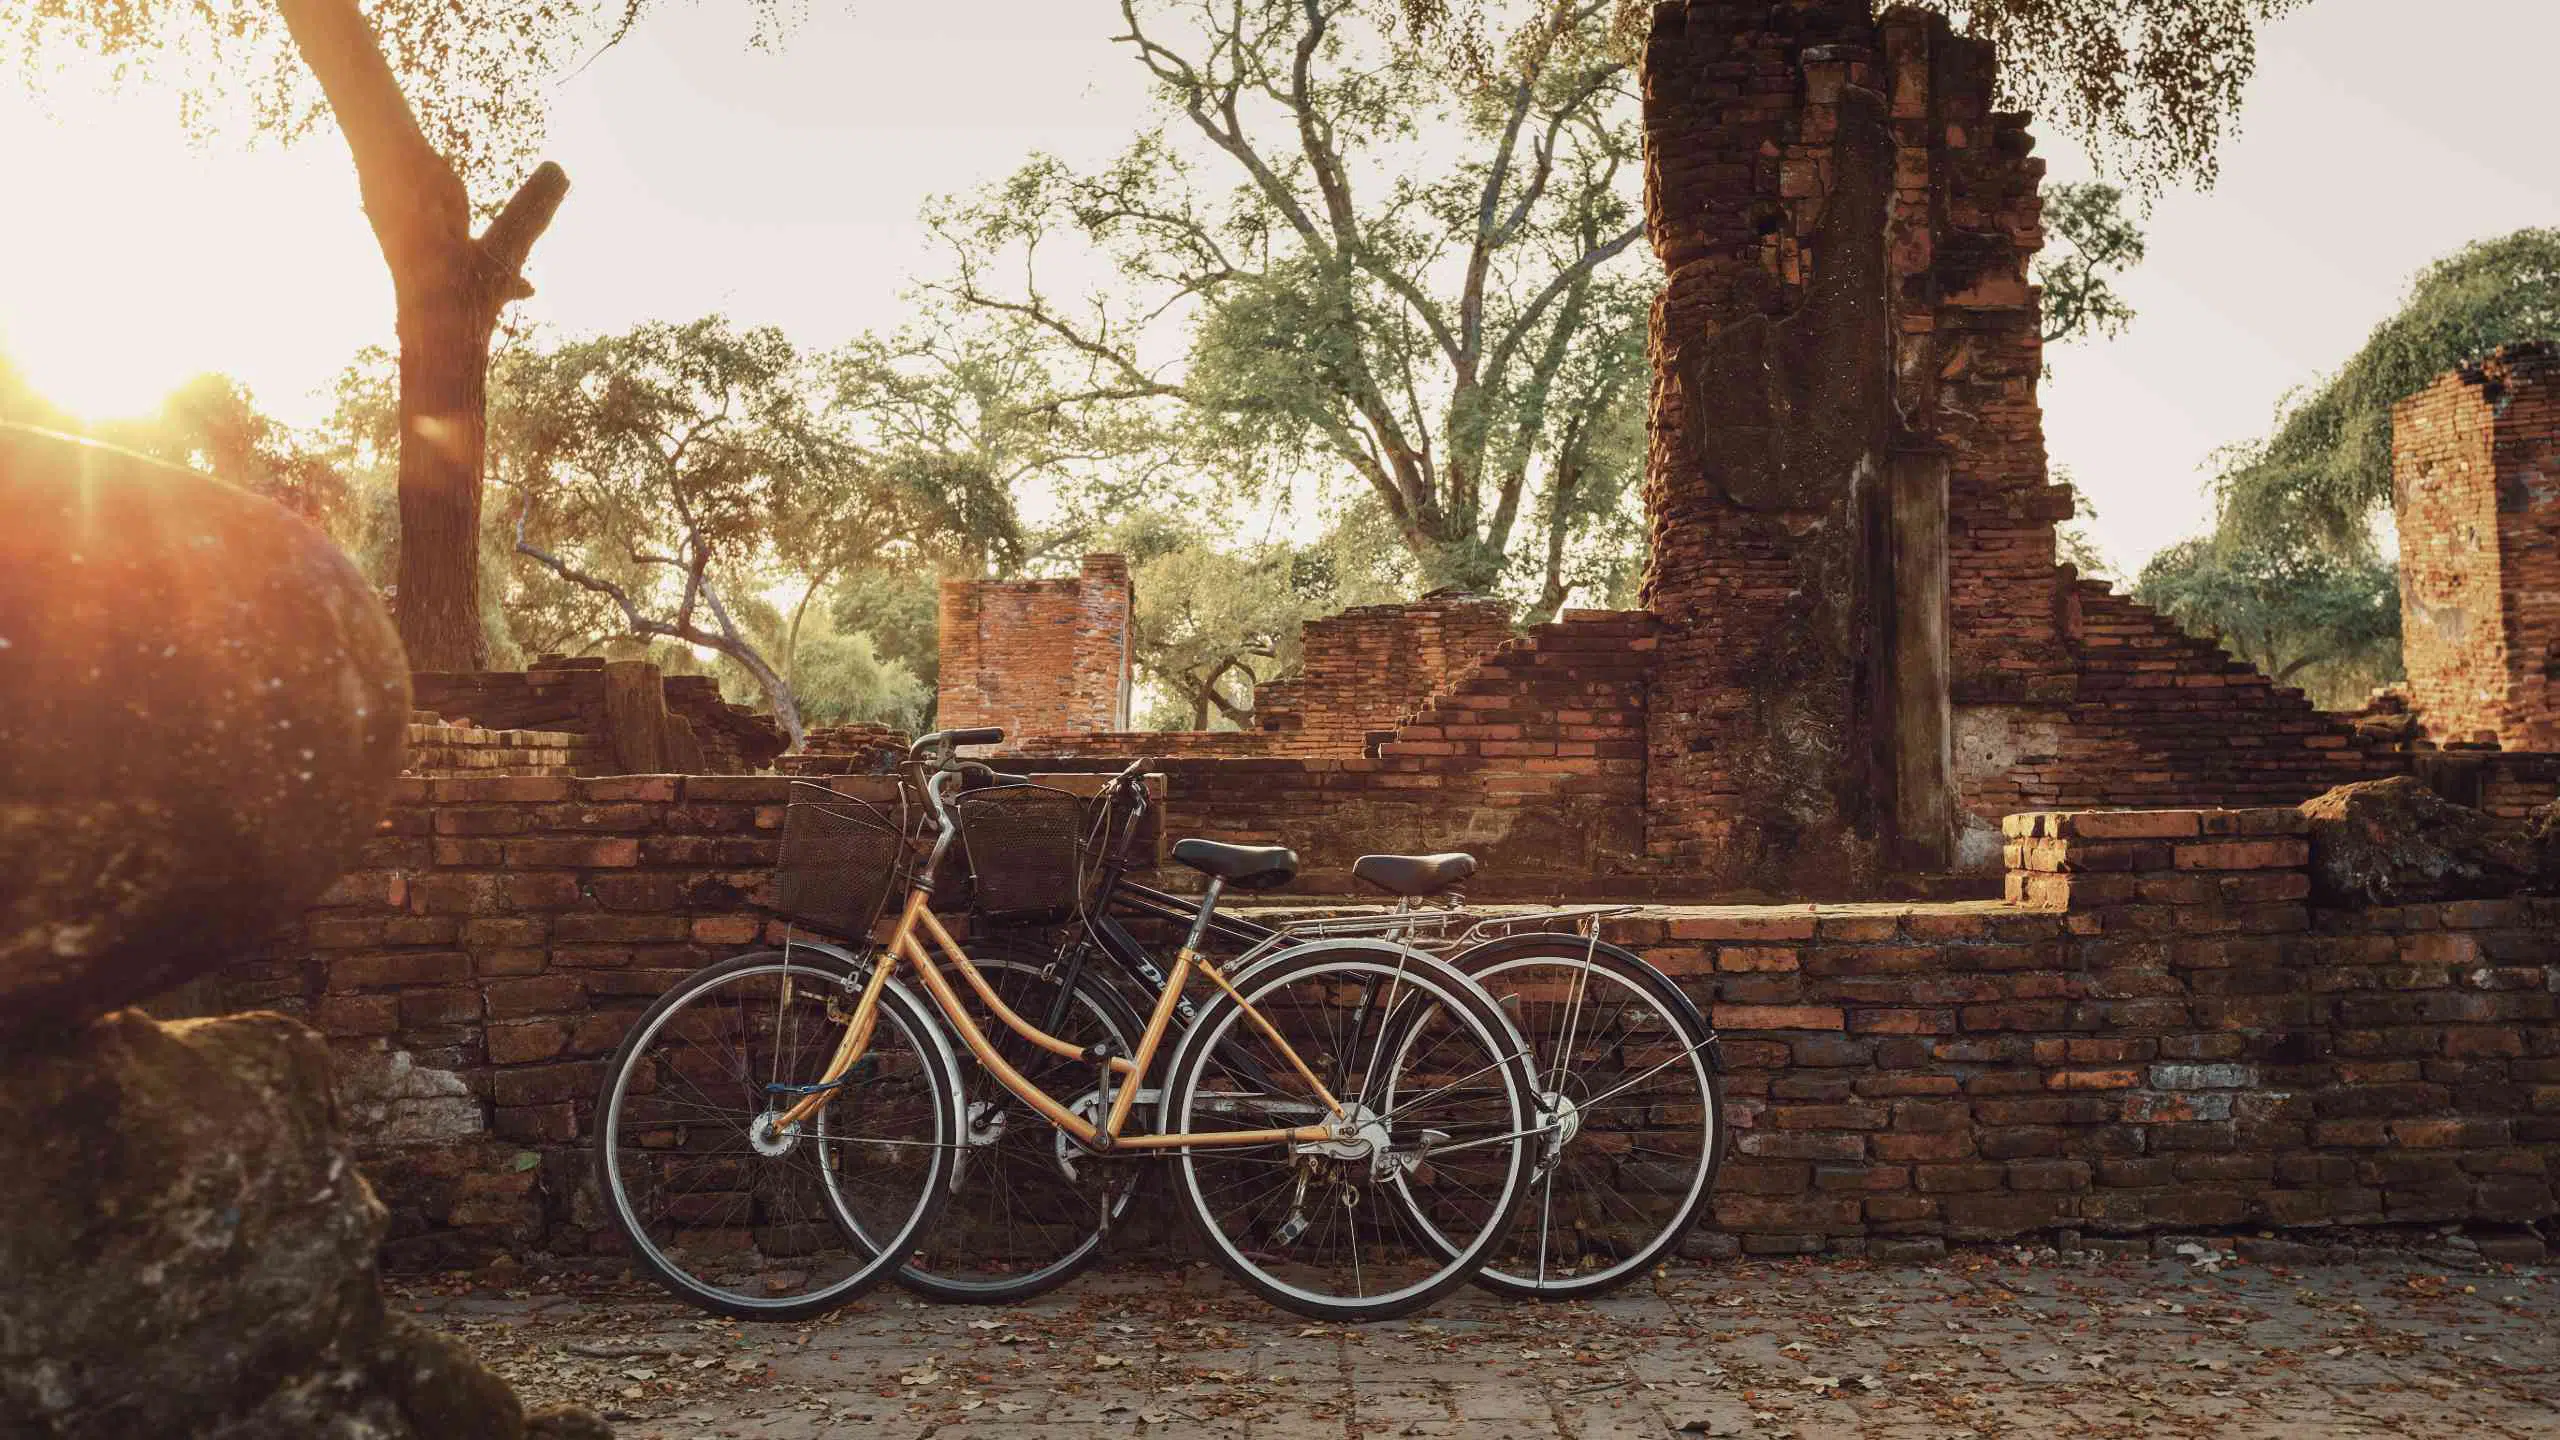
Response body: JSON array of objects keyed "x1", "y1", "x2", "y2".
[{"x1": 911, "y1": 726, "x2": 1003, "y2": 761}]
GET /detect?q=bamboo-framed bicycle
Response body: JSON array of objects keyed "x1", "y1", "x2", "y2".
[{"x1": 594, "y1": 727, "x2": 1545, "y2": 1322}]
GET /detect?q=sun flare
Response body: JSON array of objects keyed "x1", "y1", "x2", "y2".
[{"x1": 0, "y1": 87, "x2": 384, "y2": 427}]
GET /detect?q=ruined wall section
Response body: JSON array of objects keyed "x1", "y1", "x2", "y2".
[
  {"x1": 1641, "y1": 1, "x2": 2067, "y2": 887},
  {"x1": 410, "y1": 656, "x2": 784, "y2": 775},
  {"x1": 1253, "y1": 592, "x2": 1514, "y2": 755},
  {"x1": 245, "y1": 790, "x2": 2560, "y2": 1262},
  {"x1": 937, "y1": 554, "x2": 1134, "y2": 749},
  {"x1": 1019, "y1": 611, "x2": 1658, "y2": 890},
  {"x1": 2396, "y1": 343, "x2": 2560, "y2": 751}
]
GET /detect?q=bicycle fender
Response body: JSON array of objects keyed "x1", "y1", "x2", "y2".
[
  {"x1": 775, "y1": 938, "x2": 974, "y2": 1150},
  {"x1": 1156, "y1": 935, "x2": 1540, "y2": 1136}
]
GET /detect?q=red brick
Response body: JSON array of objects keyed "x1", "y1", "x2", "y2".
[{"x1": 1713, "y1": 1005, "x2": 1845, "y2": 1031}]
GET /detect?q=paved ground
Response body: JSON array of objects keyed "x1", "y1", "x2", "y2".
[{"x1": 403, "y1": 1244, "x2": 2560, "y2": 1439}]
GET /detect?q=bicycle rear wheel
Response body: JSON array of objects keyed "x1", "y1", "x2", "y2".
[
  {"x1": 896, "y1": 939, "x2": 1144, "y2": 1303},
  {"x1": 593, "y1": 949, "x2": 962, "y2": 1320},
  {"x1": 1159, "y1": 942, "x2": 1536, "y2": 1322},
  {"x1": 1419, "y1": 934, "x2": 1723, "y2": 1299}
]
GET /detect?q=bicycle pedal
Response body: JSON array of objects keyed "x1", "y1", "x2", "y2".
[{"x1": 1272, "y1": 1213, "x2": 1310, "y2": 1248}]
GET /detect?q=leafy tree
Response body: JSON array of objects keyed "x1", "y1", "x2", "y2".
[
  {"x1": 1386, "y1": 0, "x2": 2308, "y2": 191},
  {"x1": 2214, "y1": 229, "x2": 2560, "y2": 553},
  {"x1": 2134, "y1": 533, "x2": 2401, "y2": 707},
  {"x1": 830, "y1": 306, "x2": 1165, "y2": 581},
  {"x1": 9, "y1": 0, "x2": 791, "y2": 669},
  {"x1": 829, "y1": 566, "x2": 945, "y2": 700},
  {"x1": 934, "y1": 0, "x2": 1650, "y2": 599},
  {"x1": 1105, "y1": 504, "x2": 1413, "y2": 729},
  {"x1": 96, "y1": 374, "x2": 354, "y2": 528},
  {"x1": 2036, "y1": 182, "x2": 2146, "y2": 347},
  {"x1": 499, "y1": 318, "x2": 882, "y2": 745}
]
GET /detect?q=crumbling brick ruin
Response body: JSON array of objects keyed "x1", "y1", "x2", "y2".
[
  {"x1": 214, "y1": 780, "x2": 2560, "y2": 1262},
  {"x1": 1632, "y1": 0, "x2": 2412, "y2": 890},
  {"x1": 1252, "y1": 591, "x2": 1514, "y2": 753},
  {"x1": 936, "y1": 553, "x2": 1135, "y2": 748},
  {"x1": 147, "y1": 0, "x2": 2560, "y2": 1283},
  {"x1": 978, "y1": 0, "x2": 2422, "y2": 893},
  {"x1": 2395, "y1": 341, "x2": 2560, "y2": 753},
  {"x1": 411, "y1": 654, "x2": 785, "y2": 776}
]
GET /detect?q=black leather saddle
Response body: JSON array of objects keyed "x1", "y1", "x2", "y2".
[
  {"x1": 1351, "y1": 852, "x2": 1477, "y2": 897},
  {"x1": 1171, "y1": 837, "x2": 1300, "y2": 890}
]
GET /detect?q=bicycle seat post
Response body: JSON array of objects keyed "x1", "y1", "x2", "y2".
[{"x1": 1180, "y1": 876, "x2": 1228, "y2": 963}]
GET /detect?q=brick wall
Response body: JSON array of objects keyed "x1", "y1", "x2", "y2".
[
  {"x1": 1599, "y1": 806, "x2": 2559, "y2": 1256},
  {"x1": 229, "y1": 786, "x2": 2558, "y2": 1265},
  {"x1": 1020, "y1": 611, "x2": 1658, "y2": 892},
  {"x1": 1949, "y1": 583, "x2": 2400, "y2": 867},
  {"x1": 2395, "y1": 342, "x2": 2560, "y2": 751},
  {"x1": 1640, "y1": 2, "x2": 2069, "y2": 889},
  {"x1": 937, "y1": 554, "x2": 1134, "y2": 747},
  {"x1": 401, "y1": 716, "x2": 603, "y2": 778},
  {"x1": 410, "y1": 656, "x2": 785, "y2": 775},
  {"x1": 1635, "y1": 1, "x2": 2404, "y2": 881},
  {"x1": 1252, "y1": 592, "x2": 1514, "y2": 755}
]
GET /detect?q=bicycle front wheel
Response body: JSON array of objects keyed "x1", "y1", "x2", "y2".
[
  {"x1": 1435, "y1": 934, "x2": 1724, "y2": 1298},
  {"x1": 1159, "y1": 942, "x2": 1537, "y2": 1322},
  {"x1": 593, "y1": 949, "x2": 962, "y2": 1321}
]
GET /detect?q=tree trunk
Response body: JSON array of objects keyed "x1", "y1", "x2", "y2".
[
  {"x1": 273, "y1": 0, "x2": 567, "y2": 675},
  {"x1": 391, "y1": 280, "x2": 498, "y2": 671}
]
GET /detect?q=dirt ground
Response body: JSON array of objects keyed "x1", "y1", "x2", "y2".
[{"x1": 402, "y1": 1242, "x2": 2560, "y2": 1439}]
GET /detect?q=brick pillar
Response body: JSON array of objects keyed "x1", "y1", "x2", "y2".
[
  {"x1": 934, "y1": 555, "x2": 1135, "y2": 746},
  {"x1": 934, "y1": 574, "x2": 989, "y2": 731},
  {"x1": 2393, "y1": 342, "x2": 2560, "y2": 751},
  {"x1": 1074, "y1": 553, "x2": 1135, "y2": 732},
  {"x1": 1639, "y1": 2, "x2": 2056, "y2": 888}
]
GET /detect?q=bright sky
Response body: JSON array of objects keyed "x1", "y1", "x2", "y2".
[{"x1": 1, "y1": 0, "x2": 2554, "y2": 573}]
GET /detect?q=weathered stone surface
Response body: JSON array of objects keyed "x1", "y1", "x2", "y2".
[
  {"x1": 0, "y1": 425, "x2": 408, "y2": 1046},
  {"x1": 2299, "y1": 776, "x2": 2541, "y2": 906},
  {"x1": 0, "y1": 1008, "x2": 603, "y2": 1438}
]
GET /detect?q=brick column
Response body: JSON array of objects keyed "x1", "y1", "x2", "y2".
[{"x1": 2394, "y1": 341, "x2": 2560, "y2": 750}]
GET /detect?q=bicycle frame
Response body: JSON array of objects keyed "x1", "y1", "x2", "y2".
[{"x1": 773, "y1": 883, "x2": 1353, "y2": 1153}]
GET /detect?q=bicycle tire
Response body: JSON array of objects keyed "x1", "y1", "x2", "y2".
[
  {"x1": 1404, "y1": 933, "x2": 1724, "y2": 1299},
  {"x1": 896, "y1": 938, "x2": 1147, "y2": 1303},
  {"x1": 1158, "y1": 940, "x2": 1538, "y2": 1322},
  {"x1": 592, "y1": 948, "x2": 963, "y2": 1321}
]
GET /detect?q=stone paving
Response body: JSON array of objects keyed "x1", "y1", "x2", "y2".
[{"x1": 402, "y1": 1244, "x2": 2560, "y2": 1439}]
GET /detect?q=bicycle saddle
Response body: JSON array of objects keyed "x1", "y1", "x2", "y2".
[
  {"x1": 1350, "y1": 852, "x2": 1477, "y2": 897},
  {"x1": 1170, "y1": 838, "x2": 1299, "y2": 890}
]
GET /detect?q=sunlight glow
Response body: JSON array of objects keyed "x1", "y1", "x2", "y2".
[{"x1": 0, "y1": 85, "x2": 382, "y2": 424}]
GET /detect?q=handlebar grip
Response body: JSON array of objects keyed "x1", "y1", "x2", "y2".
[{"x1": 942, "y1": 727, "x2": 1004, "y2": 748}]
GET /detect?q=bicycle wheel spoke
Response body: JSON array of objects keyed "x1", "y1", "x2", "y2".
[
  {"x1": 1174, "y1": 951, "x2": 1530, "y2": 1321},
  {"x1": 897, "y1": 947, "x2": 1138, "y2": 1302},
  {"x1": 1449, "y1": 949, "x2": 1722, "y2": 1297},
  {"x1": 597, "y1": 957, "x2": 954, "y2": 1319}
]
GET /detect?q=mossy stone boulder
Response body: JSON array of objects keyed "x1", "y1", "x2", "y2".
[{"x1": 0, "y1": 425, "x2": 408, "y2": 1047}]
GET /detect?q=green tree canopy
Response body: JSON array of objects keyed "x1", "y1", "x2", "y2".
[
  {"x1": 2214, "y1": 229, "x2": 2560, "y2": 554},
  {"x1": 2134, "y1": 533, "x2": 2400, "y2": 708},
  {"x1": 2036, "y1": 182, "x2": 2147, "y2": 348},
  {"x1": 934, "y1": 0, "x2": 1651, "y2": 605},
  {"x1": 497, "y1": 317, "x2": 883, "y2": 743},
  {"x1": 1387, "y1": 0, "x2": 2308, "y2": 192}
]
